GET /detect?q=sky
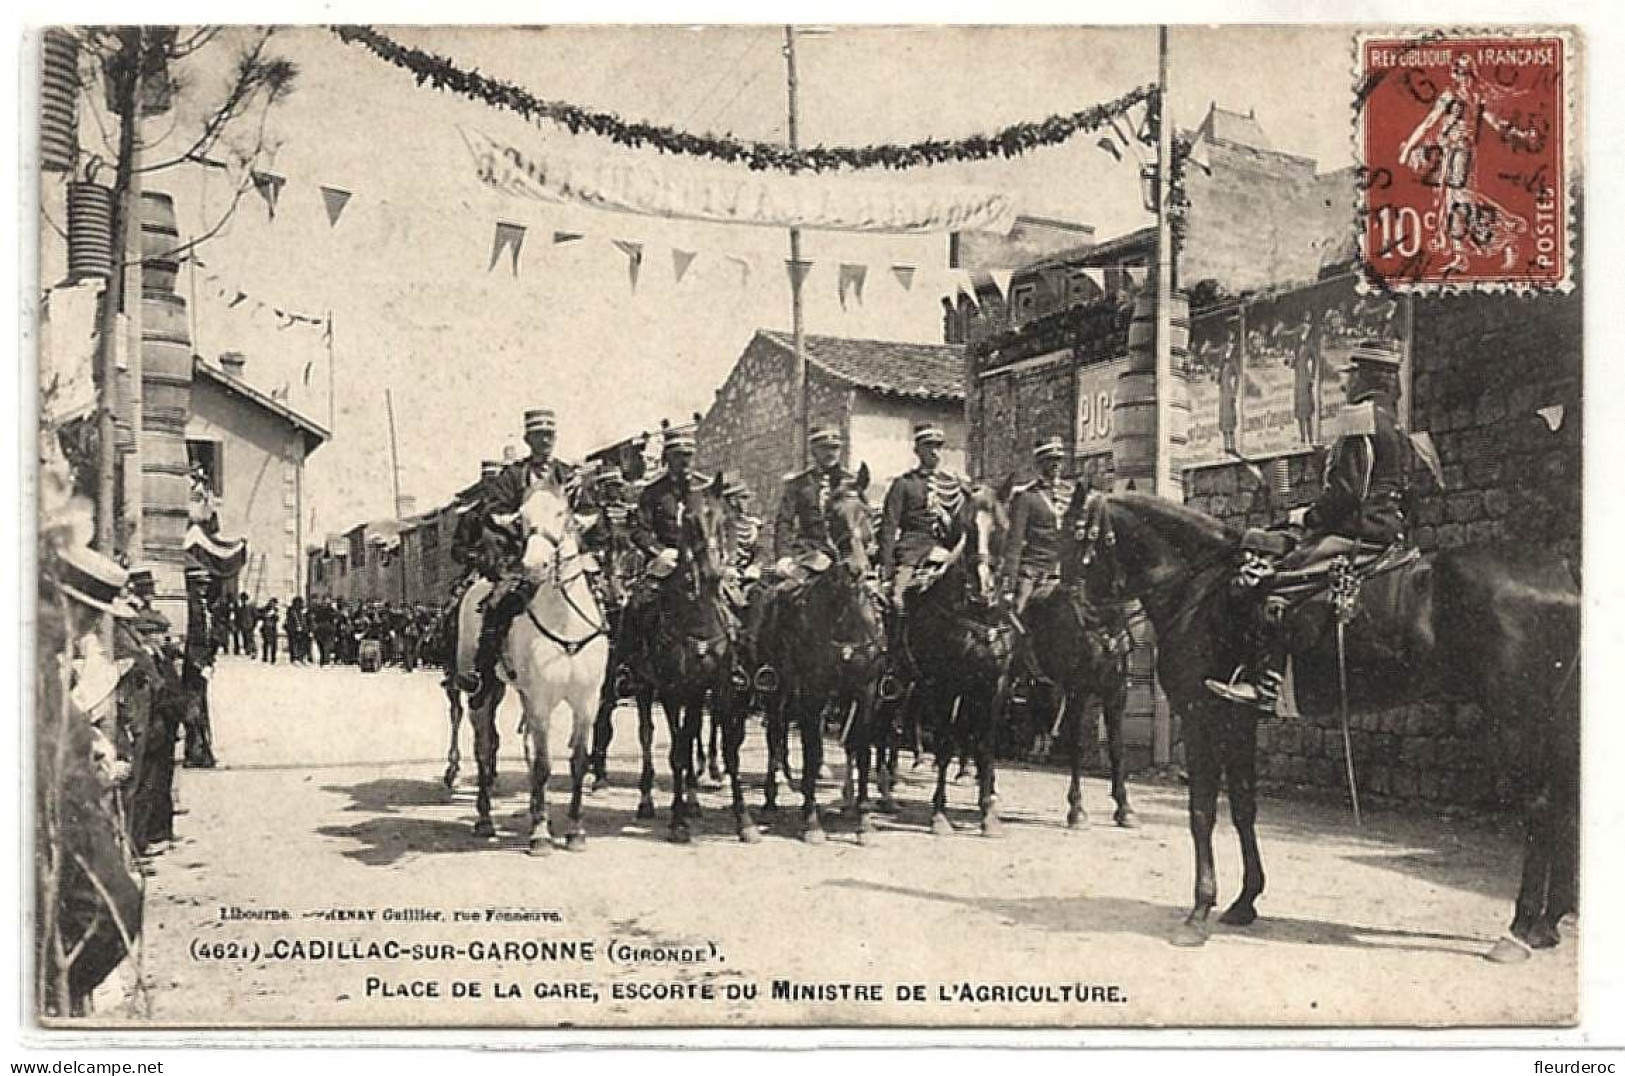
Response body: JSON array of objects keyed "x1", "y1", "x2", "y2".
[{"x1": 117, "y1": 24, "x2": 1359, "y2": 543}]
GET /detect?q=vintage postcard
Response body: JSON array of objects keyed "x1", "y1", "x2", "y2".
[{"x1": 25, "y1": 22, "x2": 1588, "y2": 1034}]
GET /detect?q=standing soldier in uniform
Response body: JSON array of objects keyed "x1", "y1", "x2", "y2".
[
  {"x1": 877, "y1": 423, "x2": 969, "y2": 672},
  {"x1": 459, "y1": 409, "x2": 582, "y2": 706},
  {"x1": 1206, "y1": 341, "x2": 1416, "y2": 710}
]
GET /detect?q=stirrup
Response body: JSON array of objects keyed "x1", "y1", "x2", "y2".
[
  {"x1": 877, "y1": 672, "x2": 904, "y2": 702},
  {"x1": 753, "y1": 665, "x2": 780, "y2": 694},
  {"x1": 1204, "y1": 672, "x2": 1273, "y2": 712}
]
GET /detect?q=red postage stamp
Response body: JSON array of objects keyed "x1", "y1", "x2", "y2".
[{"x1": 1357, "y1": 31, "x2": 1573, "y2": 292}]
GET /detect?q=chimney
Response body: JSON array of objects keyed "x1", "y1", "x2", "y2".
[{"x1": 219, "y1": 351, "x2": 247, "y2": 377}]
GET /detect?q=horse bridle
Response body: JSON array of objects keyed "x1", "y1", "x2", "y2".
[{"x1": 521, "y1": 515, "x2": 609, "y2": 652}]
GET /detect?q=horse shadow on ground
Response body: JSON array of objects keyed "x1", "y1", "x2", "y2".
[{"x1": 822, "y1": 878, "x2": 1496, "y2": 959}]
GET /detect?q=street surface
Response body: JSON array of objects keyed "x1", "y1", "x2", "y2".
[{"x1": 105, "y1": 656, "x2": 1575, "y2": 1028}]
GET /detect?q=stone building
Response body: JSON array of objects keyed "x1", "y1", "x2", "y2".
[{"x1": 695, "y1": 330, "x2": 965, "y2": 552}]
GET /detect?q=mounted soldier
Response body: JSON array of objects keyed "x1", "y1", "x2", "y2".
[
  {"x1": 1205, "y1": 341, "x2": 1417, "y2": 710},
  {"x1": 1002, "y1": 435, "x2": 1080, "y2": 617},
  {"x1": 878, "y1": 422, "x2": 971, "y2": 675},
  {"x1": 617, "y1": 427, "x2": 712, "y2": 675},
  {"x1": 753, "y1": 425, "x2": 852, "y2": 683},
  {"x1": 458, "y1": 408, "x2": 585, "y2": 706}
]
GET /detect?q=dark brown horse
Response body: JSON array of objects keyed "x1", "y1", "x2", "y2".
[
  {"x1": 893, "y1": 482, "x2": 1015, "y2": 837},
  {"x1": 1018, "y1": 490, "x2": 1136, "y2": 828},
  {"x1": 757, "y1": 465, "x2": 890, "y2": 842},
  {"x1": 1090, "y1": 493, "x2": 1579, "y2": 959},
  {"x1": 585, "y1": 518, "x2": 665, "y2": 820},
  {"x1": 640, "y1": 475, "x2": 756, "y2": 844}
]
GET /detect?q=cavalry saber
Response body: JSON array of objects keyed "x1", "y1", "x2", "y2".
[{"x1": 1334, "y1": 618, "x2": 1363, "y2": 827}]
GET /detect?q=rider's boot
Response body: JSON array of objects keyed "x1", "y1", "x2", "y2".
[
  {"x1": 466, "y1": 579, "x2": 527, "y2": 708},
  {"x1": 1204, "y1": 611, "x2": 1285, "y2": 713}
]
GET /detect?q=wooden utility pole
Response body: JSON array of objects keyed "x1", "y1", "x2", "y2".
[
  {"x1": 94, "y1": 30, "x2": 141, "y2": 565},
  {"x1": 384, "y1": 388, "x2": 409, "y2": 603},
  {"x1": 784, "y1": 25, "x2": 808, "y2": 467}
]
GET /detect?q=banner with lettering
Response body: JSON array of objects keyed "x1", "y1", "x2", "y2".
[{"x1": 1075, "y1": 358, "x2": 1129, "y2": 458}]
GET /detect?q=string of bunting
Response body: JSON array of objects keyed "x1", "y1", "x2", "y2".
[{"x1": 330, "y1": 25, "x2": 1158, "y2": 174}]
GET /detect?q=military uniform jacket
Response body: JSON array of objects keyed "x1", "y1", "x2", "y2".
[
  {"x1": 480, "y1": 456, "x2": 581, "y2": 516},
  {"x1": 631, "y1": 470, "x2": 713, "y2": 557},
  {"x1": 1003, "y1": 478, "x2": 1078, "y2": 582},
  {"x1": 1305, "y1": 394, "x2": 1413, "y2": 544},
  {"x1": 879, "y1": 467, "x2": 969, "y2": 570},
  {"x1": 774, "y1": 464, "x2": 855, "y2": 560}
]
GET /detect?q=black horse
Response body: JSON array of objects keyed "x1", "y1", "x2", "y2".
[
  {"x1": 756, "y1": 465, "x2": 889, "y2": 842},
  {"x1": 1088, "y1": 493, "x2": 1579, "y2": 960},
  {"x1": 891, "y1": 482, "x2": 1015, "y2": 837},
  {"x1": 638, "y1": 475, "x2": 756, "y2": 844},
  {"x1": 1016, "y1": 489, "x2": 1136, "y2": 829}
]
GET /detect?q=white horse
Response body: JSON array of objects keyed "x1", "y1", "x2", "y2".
[{"x1": 459, "y1": 483, "x2": 610, "y2": 854}]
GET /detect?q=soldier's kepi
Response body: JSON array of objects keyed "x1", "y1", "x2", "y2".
[
  {"x1": 879, "y1": 422, "x2": 966, "y2": 608},
  {"x1": 616, "y1": 427, "x2": 711, "y2": 676},
  {"x1": 461, "y1": 407, "x2": 582, "y2": 706},
  {"x1": 1205, "y1": 340, "x2": 1416, "y2": 711}
]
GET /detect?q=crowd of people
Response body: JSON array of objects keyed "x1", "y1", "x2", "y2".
[{"x1": 210, "y1": 592, "x2": 445, "y2": 672}]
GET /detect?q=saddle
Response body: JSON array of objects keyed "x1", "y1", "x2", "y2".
[{"x1": 1271, "y1": 544, "x2": 1431, "y2": 713}]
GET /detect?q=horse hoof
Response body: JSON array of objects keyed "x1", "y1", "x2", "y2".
[
  {"x1": 1114, "y1": 808, "x2": 1139, "y2": 829},
  {"x1": 739, "y1": 825, "x2": 762, "y2": 845},
  {"x1": 802, "y1": 825, "x2": 827, "y2": 845},
  {"x1": 1170, "y1": 920, "x2": 1212, "y2": 948},
  {"x1": 1218, "y1": 902, "x2": 1257, "y2": 927},
  {"x1": 527, "y1": 836, "x2": 553, "y2": 857},
  {"x1": 981, "y1": 816, "x2": 1005, "y2": 839},
  {"x1": 441, "y1": 769, "x2": 458, "y2": 791},
  {"x1": 1066, "y1": 809, "x2": 1086, "y2": 829},
  {"x1": 565, "y1": 832, "x2": 587, "y2": 852},
  {"x1": 760, "y1": 800, "x2": 779, "y2": 815},
  {"x1": 707, "y1": 765, "x2": 724, "y2": 785},
  {"x1": 636, "y1": 800, "x2": 656, "y2": 821},
  {"x1": 930, "y1": 813, "x2": 955, "y2": 837},
  {"x1": 473, "y1": 819, "x2": 496, "y2": 840},
  {"x1": 1527, "y1": 920, "x2": 1562, "y2": 950},
  {"x1": 669, "y1": 825, "x2": 692, "y2": 845},
  {"x1": 877, "y1": 797, "x2": 900, "y2": 815},
  {"x1": 1486, "y1": 936, "x2": 1534, "y2": 964}
]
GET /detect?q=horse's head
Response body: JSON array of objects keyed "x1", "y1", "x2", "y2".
[
  {"x1": 958, "y1": 481, "x2": 1007, "y2": 607},
  {"x1": 517, "y1": 484, "x2": 576, "y2": 587},
  {"x1": 1091, "y1": 492, "x2": 1236, "y2": 611},
  {"x1": 678, "y1": 473, "x2": 732, "y2": 590},
  {"x1": 823, "y1": 462, "x2": 875, "y2": 580},
  {"x1": 1061, "y1": 488, "x2": 1125, "y2": 606}
]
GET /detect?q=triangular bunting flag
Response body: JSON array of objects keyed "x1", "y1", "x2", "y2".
[
  {"x1": 250, "y1": 171, "x2": 285, "y2": 220},
  {"x1": 838, "y1": 264, "x2": 867, "y2": 309},
  {"x1": 1096, "y1": 136, "x2": 1123, "y2": 162},
  {"x1": 489, "y1": 221, "x2": 526, "y2": 276},
  {"x1": 553, "y1": 231, "x2": 583, "y2": 245},
  {"x1": 612, "y1": 239, "x2": 644, "y2": 291},
  {"x1": 1409, "y1": 431, "x2": 1445, "y2": 487},
  {"x1": 990, "y1": 269, "x2": 1013, "y2": 302},
  {"x1": 725, "y1": 254, "x2": 752, "y2": 289},
  {"x1": 672, "y1": 248, "x2": 697, "y2": 284},
  {"x1": 892, "y1": 264, "x2": 917, "y2": 291},
  {"x1": 320, "y1": 185, "x2": 353, "y2": 227},
  {"x1": 1536, "y1": 404, "x2": 1566, "y2": 432},
  {"x1": 786, "y1": 259, "x2": 813, "y2": 292},
  {"x1": 1080, "y1": 267, "x2": 1106, "y2": 292},
  {"x1": 303, "y1": 360, "x2": 314, "y2": 385},
  {"x1": 1125, "y1": 267, "x2": 1150, "y2": 289},
  {"x1": 228, "y1": 290, "x2": 247, "y2": 308}
]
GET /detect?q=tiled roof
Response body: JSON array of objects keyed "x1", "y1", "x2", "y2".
[
  {"x1": 193, "y1": 357, "x2": 330, "y2": 453},
  {"x1": 756, "y1": 330, "x2": 963, "y2": 402}
]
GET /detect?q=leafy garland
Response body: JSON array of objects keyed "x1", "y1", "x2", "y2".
[{"x1": 330, "y1": 25, "x2": 1158, "y2": 174}]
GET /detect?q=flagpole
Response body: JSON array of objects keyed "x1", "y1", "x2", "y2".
[
  {"x1": 326, "y1": 311, "x2": 336, "y2": 433},
  {"x1": 785, "y1": 25, "x2": 808, "y2": 468},
  {"x1": 385, "y1": 388, "x2": 408, "y2": 603}
]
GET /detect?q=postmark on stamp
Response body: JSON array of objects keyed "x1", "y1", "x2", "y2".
[{"x1": 1356, "y1": 30, "x2": 1573, "y2": 292}]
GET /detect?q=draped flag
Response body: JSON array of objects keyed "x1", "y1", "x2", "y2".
[
  {"x1": 891, "y1": 264, "x2": 917, "y2": 291},
  {"x1": 838, "y1": 264, "x2": 867, "y2": 309},
  {"x1": 672, "y1": 248, "x2": 697, "y2": 284},
  {"x1": 184, "y1": 524, "x2": 249, "y2": 578},
  {"x1": 251, "y1": 170, "x2": 285, "y2": 220},
  {"x1": 612, "y1": 239, "x2": 644, "y2": 291},
  {"x1": 320, "y1": 185, "x2": 353, "y2": 226},
  {"x1": 490, "y1": 221, "x2": 526, "y2": 275},
  {"x1": 461, "y1": 126, "x2": 1019, "y2": 235}
]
